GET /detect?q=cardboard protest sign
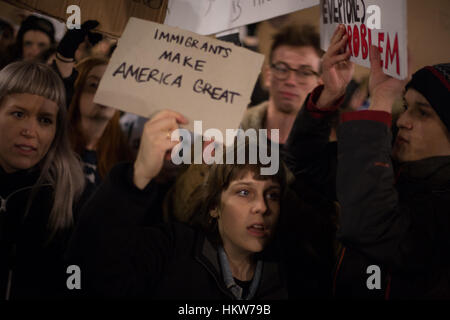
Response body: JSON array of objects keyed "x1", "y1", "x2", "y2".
[
  {"x1": 320, "y1": 0, "x2": 407, "y2": 79},
  {"x1": 94, "y1": 17, "x2": 264, "y2": 143},
  {"x1": 3, "y1": 0, "x2": 168, "y2": 38},
  {"x1": 164, "y1": 0, "x2": 319, "y2": 35}
]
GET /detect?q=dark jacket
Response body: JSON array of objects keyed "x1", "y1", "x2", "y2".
[
  {"x1": 284, "y1": 85, "x2": 450, "y2": 298},
  {"x1": 336, "y1": 117, "x2": 450, "y2": 299},
  {"x1": 0, "y1": 167, "x2": 71, "y2": 300},
  {"x1": 283, "y1": 86, "x2": 341, "y2": 203},
  {"x1": 67, "y1": 163, "x2": 288, "y2": 299},
  {"x1": 282, "y1": 86, "x2": 341, "y2": 286}
]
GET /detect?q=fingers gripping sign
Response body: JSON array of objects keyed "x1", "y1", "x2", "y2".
[
  {"x1": 133, "y1": 110, "x2": 188, "y2": 189},
  {"x1": 317, "y1": 24, "x2": 355, "y2": 109}
]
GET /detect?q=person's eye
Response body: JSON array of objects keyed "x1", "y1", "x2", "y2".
[
  {"x1": 266, "y1": 191, "x2": 280, "y2": 201},
  {"x1": 299, "y1": 70, "x2": 314, "y2": 77},
  {"x1": 237, "y1": 189, "x2": 249, "y2": 197},
  {"x1": 274, "y1": 64, "x2": 288, "y2": 73},
  {"x1": 89, "y1": 82, "x2": 99, "y2": 89},
  {"x1": 418, "y1": 108, "x2": 429, "y2": 117},
  {"x1": 39, "y1": 117, "x2": 53, "y2": 125},
  {"x1": 11, "y1": 111, "x2": 24, "y2": 119}
]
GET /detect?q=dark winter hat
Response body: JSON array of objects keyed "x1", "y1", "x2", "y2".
[
  {"x1": 406, "y1": 63, "x2": 450, "y2": 131},
  {"x1": 17, "y1": 15, "x2": 55, "y2": 44}
]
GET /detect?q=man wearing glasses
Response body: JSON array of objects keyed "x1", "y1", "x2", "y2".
[{"x1": 241, "y1": 24, "x2": 323, "y2": 146}]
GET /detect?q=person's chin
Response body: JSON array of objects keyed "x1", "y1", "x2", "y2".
[
  {"x1": 393, "y1": 148, "x2": 413, "y2": 163},
  {"x1": 246, "y1": 239, "x2": 267, "y2": 253},
  {"x1": 276, "y1": 103, "x2": 296, "y2": 114},
  {"x1": 12, "y1": 158, "x2": 36, "y2": 171}
]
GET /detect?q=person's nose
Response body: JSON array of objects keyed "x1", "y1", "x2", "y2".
[
  {"x1": 29, "y1": 44, "x2": 41, "y2": 59},
  {"x1": 251, "y1": 193, "x2": 268, "y2": 215},
  {"x1": 20, "y1": 118, "x2": 38, "y2": 138},
  {"x1": 396, "y1": 109, "x2": 413, "y2": 130},
  {"x1": 284, "y1": 70, "x2": 298, "y2": 86}
]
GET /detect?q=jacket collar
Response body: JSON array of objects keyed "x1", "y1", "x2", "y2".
[
  {"x1": 0, "y1": 166, "x2": 41, "y2": 196},
  {"x1": 194, "y1": 232, "x2": 288, "y2": 299},
  {"x1": 396, "y1": 156, "x2": 450, "y2": 193},
  {"x1": 194, "y1": 233, "x2": 234, "y2": 299}
]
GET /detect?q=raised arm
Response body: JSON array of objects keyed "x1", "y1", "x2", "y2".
[
  {"x1": 283, "y1": 24, "x2": 354, "y2": 201},
  {"x1": 67, "y1": 111, "x2": 188, "y2": 297},
  {"x1": 55, "y1": 20, "x2": 102, "y2": 78},
  {"x1": 336, "y1": 45, "x2": 412, "y2": 268}
]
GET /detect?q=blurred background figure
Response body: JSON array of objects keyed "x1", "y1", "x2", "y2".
[
  {"x1": 0, "y1": 18, "x2": 14, "y2": 70},
  {"x1": 9, "y1": 15, "x2": 55, "y2": 62},
  {"x1": 68, "y1": 56, "x2": 132, "y2": 190}
]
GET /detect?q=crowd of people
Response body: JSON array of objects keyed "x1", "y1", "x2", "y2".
[{"x1": 0, "y1": 11, "x2": 449, "y2": 300}]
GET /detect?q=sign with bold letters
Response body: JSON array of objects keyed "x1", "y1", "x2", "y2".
[
  {"x1": 94, "y1": 18, "x2": 264, "y2": 142},
  {"x1": 320, "y1": 0, "x2": 408, "y2": 79}
]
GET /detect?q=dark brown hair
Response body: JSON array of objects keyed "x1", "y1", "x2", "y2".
[
  {"x1": 269, "y1": 24, "x2": 324, "y2": 63},
  {"x1": 189, "y1": 139, "x2": 287, "y2": 246}
]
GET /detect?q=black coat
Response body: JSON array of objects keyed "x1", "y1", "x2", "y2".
[
  {"x1": 67, "y1": 163, "x2": 289, "y2": 299},
  {"x1": 0, "y1": 167, "x2": 71, "y2": 300},
  {"x1": 336, "y1": 120, "x2": 450, "y2": 299},
  {"x1": 284, "y1": 86, "x2": 450, "y2": 298}
]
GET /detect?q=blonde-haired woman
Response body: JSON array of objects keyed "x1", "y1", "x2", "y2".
[{"x1": 0, "y1": 61, "x2": 85, "y2": 299}]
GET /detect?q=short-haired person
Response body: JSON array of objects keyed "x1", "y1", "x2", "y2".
[
  {"x1": 0, "y1": 61, "x2": 85, "y2": 299},
  {"x1": 0, "y1": 19, "x2": 15, "y2": 69},
  {"x1": 243, "y1": 24, "x2": 323, "y2": 145},
  {"x1": 66, "y1": 110, "x2": 295, "y2": 299},
  {"x1": 287, "y1": 24, "x2": 450, "y2": 298}
]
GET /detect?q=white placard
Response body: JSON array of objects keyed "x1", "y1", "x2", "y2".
[
  {"x1": 94, "y1": 18, "x2": 264, "y2": 144},
  {"x1": 164, "y1": 0, "x2": 320, "y2": 35},
  {"x1": 320, "y1": 0, "x2": 408, "y2": 79}
]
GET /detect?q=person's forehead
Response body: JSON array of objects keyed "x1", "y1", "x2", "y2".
[
  {"x1": 23, "y1": 30, "x2": 51, "y2": 43},
  {"x1": 4, "y1": 93, "x2": 58, "y2": 114},
  {"x1": 87, "y1": 64, "x2": 107, "y2": 80},
  {"x1": 271, "y1": 45, "x2": 320, "y2": 66},
  {"x1": 229, "y1": 170, "x2": 280, "y2": 188},
  {"x1": 405, "y1": 88, "x2": 432, "y2": 107}
]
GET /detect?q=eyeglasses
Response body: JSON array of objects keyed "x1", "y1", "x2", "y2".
[{"x1": 270, "y1": 62, "x2": 320, "y2": 81}]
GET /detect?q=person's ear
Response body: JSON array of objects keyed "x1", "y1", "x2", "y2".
[{"x1": 210, "y1": 208, "x2": 219, "y2": 218}]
